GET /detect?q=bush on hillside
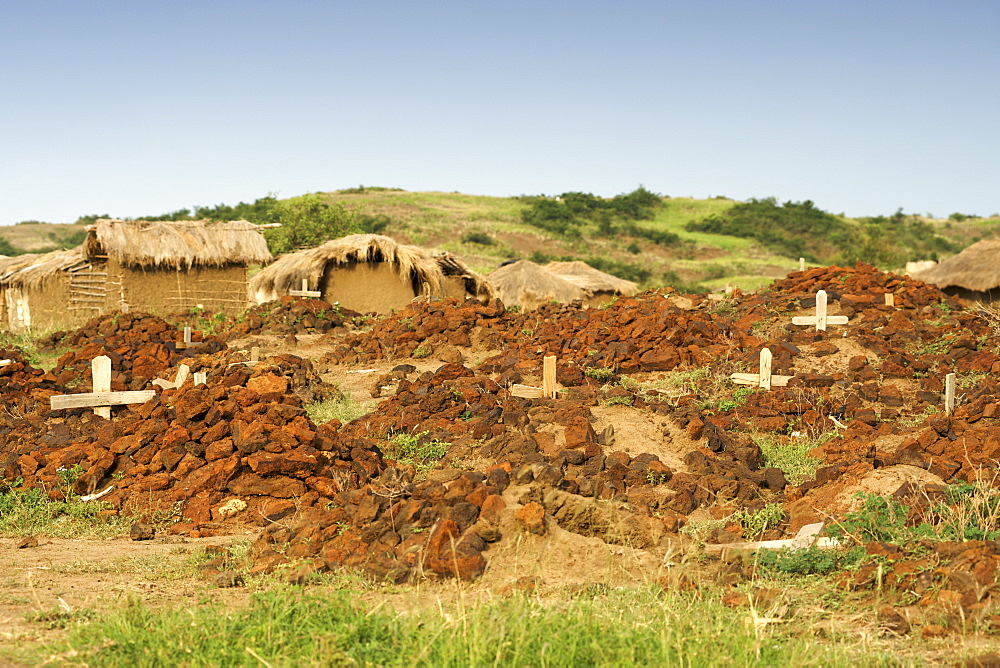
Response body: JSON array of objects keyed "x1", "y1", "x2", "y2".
[{"x1": 521, "y1": 187, "x2": 666, "y2": 241}]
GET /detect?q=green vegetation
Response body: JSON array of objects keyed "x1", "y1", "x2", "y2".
[
  {"x1": 304, "y1": 395, "x2": 375, "y2": 425},
  {"x1": 0, "y1": 478, "x2": 135, "y2": 539},
  {"x1": 753, "y1": 433, "x2": 827, "y2": 484},
  {"x1": 687, "y1": 198, "x2": 959, "y2": 267},
  {"x1": 830, "y1": 481, "x2": 1000, "y2": 544},
  {"x1": 33, "y1": 586, "x2": 883, "y2": 667},
  {"x1": 733, "y1": 502, "x2": 786, "y2": 539},
  {"x1": 385, "y1": 432, "x2": 449, "y2": 476}
]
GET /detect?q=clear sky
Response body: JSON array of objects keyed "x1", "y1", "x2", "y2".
[{"x1": 1, "y1": 0, "x2": 997, "y2": 224}]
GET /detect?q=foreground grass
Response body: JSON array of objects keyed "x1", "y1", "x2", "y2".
[
  {"x1": 30, "y1": 586, "x2": 891, "y2": 667},
  {"x1": 0, "y1": 485, "x2": 136, "y2": 539}
]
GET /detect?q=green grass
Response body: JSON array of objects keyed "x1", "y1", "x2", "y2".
[
  {"x1": 0, "y1": 484, "x2": 137, "y2": 539},
  {"x1": 32, "y1": 586, "x2": 891, "y2": 667},
  {"x1": 304, "y1": 395, "x2": 376, "y2": 425},
  {"x1": 754, "y1": 433, "x2": 828, "y2": 484}
]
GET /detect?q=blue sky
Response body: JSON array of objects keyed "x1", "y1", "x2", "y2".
[{"x1": 1, "y1": 0, "x2": 997, "y2": 224}]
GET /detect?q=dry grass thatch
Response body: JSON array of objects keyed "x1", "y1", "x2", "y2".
[
  {"x1": 910, "y1": 239, "x2": 1000, "y2": 291},
  {"x1": 251, "y1": 234, "x2": 444, "y2": 298},
  {"x1": 85, "y1": 219, "x2": 272, "y2": 269},
  {"x1": 544, "y1": 260, "x2": 638, "y2": 296},
  {"x1": 0, "y1": 248, "x2": 88, "y2": 290},
  {"x1": 435, "y1": 253, "x2": 496, "y2": 299},
  {"x1": 486, "y1": 260, "x2": 587, "y2": 309}
]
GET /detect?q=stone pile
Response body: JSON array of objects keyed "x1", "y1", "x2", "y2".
[{"x1": 221, "y1": 297, "x2": 362, "y2": 339}]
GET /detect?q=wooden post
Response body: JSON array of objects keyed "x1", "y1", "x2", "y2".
[
  {"x1": 799, "y1": 257, "x2": 805, "y2": 272},
  {"x1": 183, "y1": 327, "x2": 192, "y2": 346},
  {"x1": 92, "y1": 356, "x2": 112, "y2": 419},
  {"x1": 301, "y1": 278, "x2": 308, "y2": 293},
  {"x1": 251, "y1": 346, "x2": 260, "y2": 363},
  {"x1": 945, "y1": 372, "x2": 956, "y2": 415},
  {"x1": 422, "y1": 282, "x2": 431, "y2": 303},
  {"x1": 884, "y1": 293, "x2": 895, "y2": 307},
  {"x1": 542, "y1": 356, "x2": 557, "y2": 399},
  {"x1": 758, "y1": 348, "x2": 772, "y2": 391}
]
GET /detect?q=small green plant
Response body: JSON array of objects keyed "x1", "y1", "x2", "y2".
[
  {"x1": 732, "y1": 503, "x2": 785, "y2": 539},
  {"x1": 754, "y1": 545, "x2": 866, "y2": 576},
  {"x1": 411, "y1": 345, "x2": 431, "y2": 359},
  {"x1": 305, "y1": 395, "x2": 375, "y2": 425},
  {"x1": 716, "y1": 386, "x2": 756, "y2": 412},
  {"x1": 600, "y1": 394, "x2": 634, "y2": 407},
  {"x1": 754, "y1": 433, "x2": 828, "y2": 484},
  {"x1": 914, "y1": 332, "x2": 958, "y2": 356},
  {"x1": 385, "y1": 432, "x2": 448, "y2": 477},
  {"x1": 583, "y1": 366, "x2": 615, "y2": 382}
]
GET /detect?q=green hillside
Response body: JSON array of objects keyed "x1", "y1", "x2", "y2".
[{"x1": 5, "y1": 189, "x2": 1000, "y2": 294}]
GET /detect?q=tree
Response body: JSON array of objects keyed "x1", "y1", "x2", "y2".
[{"x1": 260, "y1": 194, "x2": 362, "y2": 254}]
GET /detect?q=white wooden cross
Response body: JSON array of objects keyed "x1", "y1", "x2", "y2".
[
  {"x1": 289, "y1": 278, "x2": 322, "y2": 298},
  {"x1": 730, "y1": 348, "x2": 792, "y2": 390},
  {"x1": 510, "y1": 356, "x2": 559, "y2": 399},
  {"x1": 49, "y1": 356, "x2": 155, "y2": 417},
  {"x1": 152, "y1": 363, "x2": 191, "y2": 390},
  {"x1": 704, "y1": 522, "x2": 841, "y2": 552},
  {"x1": 884, "y1": 293, "x2": 895, "y2": 308},
  {"x1": 791, "y1": 290, "x2": 849, "y2": 331},
  {"x1": 176, "y1": 326, "x2": 197, "y2": 349}
]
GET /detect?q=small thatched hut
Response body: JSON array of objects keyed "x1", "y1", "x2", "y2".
[
  {"x1": 0, "y1": 248, "x2": 92, "y2": 332},
  {"x1": 84, "y1": 219, "x2": 272, "y2": 316},
  {"x1": 485, "y1": 260, "x2": 587, "y2": 310},
  {"x1": 544, "y1": 260, "x2": 637, "y2": 307},
  {"x1": 435, "y1": 252, "x2": 495, "y2": 301},
  {"x1": 909, "y1": 240, "x2": 1000, "y2": 301},
  {"x1": 251, "y1": 234, "x2": 482, "y2": 313}
]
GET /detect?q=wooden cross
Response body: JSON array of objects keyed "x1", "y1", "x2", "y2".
[
  {"x1": 791, "y1": 290, "x2": 849, "y2": 331},
  {"x1": 289, "y1": 278, "x2": 322, "y2": 298},
  {"x1": 730, "y1": 348, "x2": 792, "y2": 390},
  {"x1": 152, "y1": 363, "x2": 191, "y2": 390},
  {"x1": 50, "y1": 356, "x2": 155, "y2": 416},
  {"x1": 176, "y1": 326, "x2": 197, "y2": 349},
  {"x1": 511, "y1": 356, "x2": 559, "y2": 399},
  {"x1": 884, "y1": 293, "x2": 895, "y2": 307},
  {"x1": 704, "y1": 522, "x2": 840, "y2": 552}
]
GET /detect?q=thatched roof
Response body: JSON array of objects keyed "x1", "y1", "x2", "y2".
[
  {"x1": 85, "y1": 219, "x2": 272, "y2": 269},
  {"x1": 0, "y1": 248, "x2": 88, "y2": 290},
  {"x1": 544, "y1": 261, "x2": 638, "y2": 296},
  {"x1": 486, "y1": 260, "x2": 586, "y2": 308},
  {"x1": 252, "y1": 234, "x2": 444, "y2": 298},
  {"x1": 910, "y1": 240, "x2": 1000, "y2": 291},
  {"x1": 435, "y1": 253, "x2": 496, "y2": 299}
]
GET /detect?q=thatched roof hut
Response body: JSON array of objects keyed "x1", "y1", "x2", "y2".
[
  {"x1": 252, "y1": 234, "x2": 486, "y2": 313},
  {"x1": 909, "y1": 240, "x2": 1000, "y2": 299},
  {"x1": 0, "y1": 248, "x2": 88, "y2": 290},
  {"x1": 485, "y1": 260, "x2": 587, "y2": 310},
  {"x1": 85, "y1": 219, "x2": 272, "y2": 269},
  {"x1": 435, "y1": 252, "x2": 496, "y2": 300},
  {"x1": 0, "y1": 248, "x2": 93, "y2": 332},
  {"x1": 544, "y1": 261, "x2": 638, "y2": 297}
]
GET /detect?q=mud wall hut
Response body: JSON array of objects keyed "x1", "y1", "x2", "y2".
[
  {"x1": 251, "y1": 234, "x2": 485, "y2": 313},
  {"x1": 84, "y1": 219, "x2": 272, "y2": 317},
  {"x1": 0, "y1": 248, "x2": 96, "y2": 332},
  {"x1": 909, "y1": 239, "x2": 1000, "y2": 301}
]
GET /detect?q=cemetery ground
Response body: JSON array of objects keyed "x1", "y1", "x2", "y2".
[{"x1": 4, "y1": 264, "x2": 1000, "y2": 665}]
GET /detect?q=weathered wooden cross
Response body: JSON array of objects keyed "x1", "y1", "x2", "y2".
[
  {"x1": 289, "y1": 278, "x2": 321, "y2": 298},
  {"x1": 50, "y1": 356, "x2": 155, "y2": 418},
  {"x1": 730, "y1": 348, "x2": 792, "y2": 390},
  {"x1": 791, "y1": 290, "x2": 849, "y2": 331},
  {"x1": 704, "y1": 522, "x2": 840, "y2": 553},
  {"x1": 945, "y1": 372, "x2": 956, "y2": 415},
  {"x1": 510, "y1": 356, "x2": 558, "y2": 399},
  {"x1": 175, "y1": 326, "x2": 199, "y2": 349}
]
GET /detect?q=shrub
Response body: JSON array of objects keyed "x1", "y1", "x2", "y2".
[{"x1": 462, "y1": 231, "x2": 496, "y2": 246}]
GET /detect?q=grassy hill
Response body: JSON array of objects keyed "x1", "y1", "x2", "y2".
[{"x1": 5, "y1": 189, "x2": 1000, "y2": 293}]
